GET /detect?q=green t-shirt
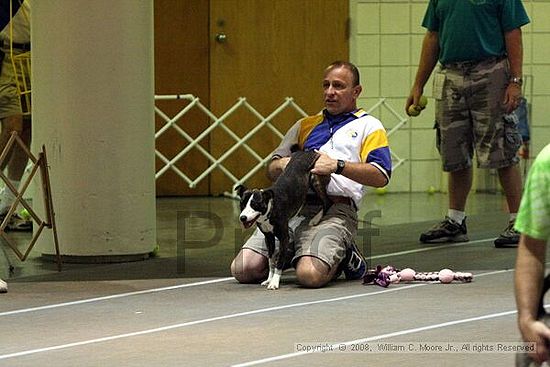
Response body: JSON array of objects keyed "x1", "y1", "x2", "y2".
[
  {"x1": 422, "y1": 0, "x2": 530, "y2": 64},
  {"x1": 515, "y1": 144, "x2": 550, "y2": 241}
]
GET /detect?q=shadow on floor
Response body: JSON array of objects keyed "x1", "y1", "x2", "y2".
[{"x1": 1, "y1": 193, "x2": 520, "y2": 283}]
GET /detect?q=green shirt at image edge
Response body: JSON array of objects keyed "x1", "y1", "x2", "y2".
[{"x1": 515, "y1": 144, "x2": 550, "y2": 242}]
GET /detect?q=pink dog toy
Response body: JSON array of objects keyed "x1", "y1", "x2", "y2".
[{"x1": 363, "y1": 265, "x2": 473, "y2": 287}]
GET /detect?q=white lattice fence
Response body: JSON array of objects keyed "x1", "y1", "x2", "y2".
[
  {"x1": 154, "y1": 95, "x2": 407, "y2": 194},
  {"x1": 365, "y1": 98, "x2": 408, "y2": 170}
]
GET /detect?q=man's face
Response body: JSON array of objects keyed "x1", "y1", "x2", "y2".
[{"x1": 322, "y1": 66, "x2": 361, "y2": 115}]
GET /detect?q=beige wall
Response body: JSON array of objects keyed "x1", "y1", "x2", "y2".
[{"x1": 350, "y1": 0, "x2": 550, "y2": 193}]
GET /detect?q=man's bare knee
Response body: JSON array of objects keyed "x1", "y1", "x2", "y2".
[
  {"x1": 230, "y1": 249, "x2": 268, "y2": 284},
  {"x1": 295, "y1": 256, "x2": 331, "y2": 288},
  {"x1": 231, "y1": 262, "x2": 266, "y2": 284}
]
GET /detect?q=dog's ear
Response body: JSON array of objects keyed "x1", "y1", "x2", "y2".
[
  {"x1": 262, "y1": 189, "x2": 274, "y2": 202},
  {"x1": 235, "y1": 185, "x2": 248, "y2": 198}
]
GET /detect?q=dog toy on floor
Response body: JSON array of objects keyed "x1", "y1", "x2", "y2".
[{"x1": 363, "y1": 265, "x2": 473, "y2": 287}]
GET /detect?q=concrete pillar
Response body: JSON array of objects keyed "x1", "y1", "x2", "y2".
[{"x1": 32, "y1": 1, "x2": 156, "y2": 260}]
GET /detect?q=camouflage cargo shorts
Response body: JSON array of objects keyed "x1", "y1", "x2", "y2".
[
  {"x1": 433, "y1": 56, "x2": 522, "y2": 172},
  {"x1": 0, "y1": 46, "x2": 25, "y2": 119},
  {"x1": 242, "y1": 202, "x2": 357, "y2": 270}
]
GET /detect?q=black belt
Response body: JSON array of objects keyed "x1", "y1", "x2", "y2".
[
  {"x1": 443, "y1": 55, "x2": 505, "y2": 69},
  {"x1": 1, "y1": 41, "x2": 30, "y2": 51}
]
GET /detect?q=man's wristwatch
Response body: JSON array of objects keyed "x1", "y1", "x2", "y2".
[
  {"x1": 510, "y1": 76, "x2": 523, "y2": 86},
  {"x1": 335, "y1": 159, "x2": 345, "y2": 174}
]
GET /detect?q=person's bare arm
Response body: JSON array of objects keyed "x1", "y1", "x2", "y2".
[
  {"x1": 311, "y1": 152, "x2": 388, "y2": 187},
  {"x1": 515, "y1": 234, "x2": 550, "y2": 364},
  {"x1": 504, "y1": 28, "x2": 524, "y2": 113},
  {"x1": 406, "y1": 30, "x2": 440, "y2": 111}
]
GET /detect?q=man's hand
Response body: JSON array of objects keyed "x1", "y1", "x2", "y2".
[
  {"x1": 519, "y1": 319, "x2": 550, "y2": 364},
  {"x1": 267, "y1": 156, "x2": 291, "y2": 181},
  {"x1": 311, "y1": 151, "x2": 337, "y2": 175},
  {"x1": 504, "y1": 83, "x2": 522, "y2": 114},
  {"x1": 405, "y1": 88, "x2": 423, "y2": 116}
]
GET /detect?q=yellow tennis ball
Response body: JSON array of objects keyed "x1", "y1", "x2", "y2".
[
  {"x1": 19, "y1": 208, "x2": 31, "y2": 220},
  {"x1": 376, "y1": 187, "x2": 387, "y2": 195},
  {"x1": 407, "y1": 105, "x2": 421, "y2": 117},
  {"x1": 418, "y1": 95, "x2": 428, "y2": 109},
  {"x1": 150, "y1": 244, "x2": 160, "y2": 257},
  {"x1": 427, "y1": 186, "x2": 436, "y2": 194}
]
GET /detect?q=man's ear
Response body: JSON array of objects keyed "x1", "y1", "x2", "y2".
[
  {"x1": 353, "y1": 85, "x2": 362, "y2": 99},
  {"x1": 235, "y1": 185, "x2": 248, "y2": 198}
]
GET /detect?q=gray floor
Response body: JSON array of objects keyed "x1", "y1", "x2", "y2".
[{"x1": 0, "y1": 192, "x2": 543, "y2": 366}]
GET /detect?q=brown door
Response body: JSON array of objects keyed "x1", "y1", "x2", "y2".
[
  {"x1": 155, "y1": 0, "x2": 349, "y2": 196},
  {"x1": 154, "y1": 0, "x2": 211, "y2": 196}
]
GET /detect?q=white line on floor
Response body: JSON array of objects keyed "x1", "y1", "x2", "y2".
[
  {"x1": 0, "y1": 237, "x2": 499, "y2": 317},
  {"x1": 0, "y1": 283, "x2": 426, "y2": 361},
  {"x1": 232, "y1": 269, "x2": 518, "y2": 367},
  {"x1": 0, "y1": 269, "x2": 511, "y2": 361},
  {"x1": 0, "y1": 277, "x2": 235, "y2": 317},
  {"x1": 231, "y1": 309, "x2": 518, "y2": 367}
]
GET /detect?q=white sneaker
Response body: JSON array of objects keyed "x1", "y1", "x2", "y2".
[{"x1": 0, "y1": 278, "x2": 7, "y2": 293}]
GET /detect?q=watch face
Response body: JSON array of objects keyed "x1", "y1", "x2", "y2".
[{"x1": 336, "y1": 159, "x2": 345, "y2": 173}]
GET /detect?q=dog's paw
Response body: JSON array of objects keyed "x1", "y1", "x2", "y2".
[
  {"x1": 266, "y1": 280, "x2": 280, "y2": 290},
  {"x1": 261, "y1": 279, "x2": 270, "y2": 287},
  {"x1": 266, "y1": 273, "x2": 281, "y2": 290}
]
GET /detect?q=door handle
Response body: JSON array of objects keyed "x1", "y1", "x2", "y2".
[{"x1": 215, "y1": 33, "x2": 227, "y2": 43}]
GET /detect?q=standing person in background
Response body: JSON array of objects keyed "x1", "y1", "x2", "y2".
[
  {"x1": 514, "y1": 143, "x2": 550, "y2": 365},
  {"x1": 406, "y1": 0, "x2": 530, "y2": 248},
  {"x1": 0, "y1": 0, "x2": 31, "y2": 232},
  {"x1": 0, "y1": 0, "x2": 31, "y2": 294}
]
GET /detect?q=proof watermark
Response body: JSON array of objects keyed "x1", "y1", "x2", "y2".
[
  {"x1": 176, "y1": 209, "x2": 383, "y2": 276},
  {"x1": 356, "y1": 209, "x2": 381, "y2": 261},
  {"x1": 294, "y1": 341, "x2": 536, "y2": 354},
  {"x1": 176, "y1": 210, "x2": 224, "y2": 275}
]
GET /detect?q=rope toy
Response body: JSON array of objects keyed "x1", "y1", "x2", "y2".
[{"x1": 363, "y1": 265, "x2": 473, "y2": 287}]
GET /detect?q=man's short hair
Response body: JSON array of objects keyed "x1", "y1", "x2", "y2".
[{"x1": 325, "y1": 61, "x2": 360, "y2": 87}]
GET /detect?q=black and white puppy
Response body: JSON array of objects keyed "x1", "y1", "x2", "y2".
[{"x1": 236, "y1": 149, "x2": 331, "y2": 290}]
